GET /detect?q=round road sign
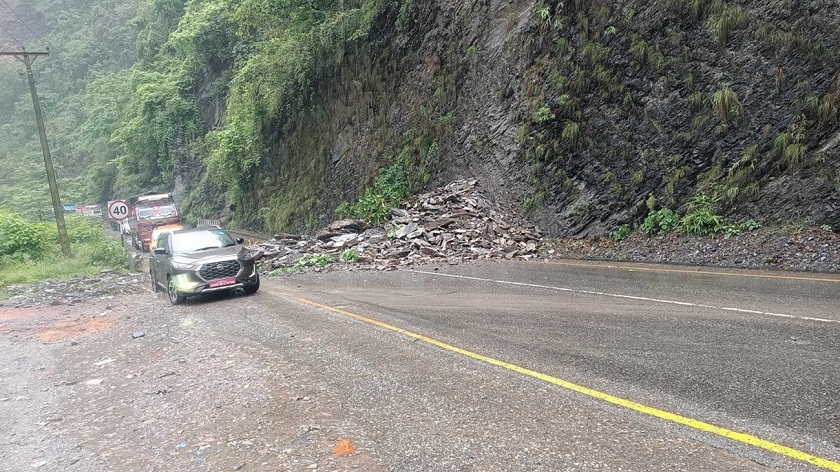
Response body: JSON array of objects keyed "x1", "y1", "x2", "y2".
[{"x1": 108, "y1": 200, "x2": 130, "y2": 220}]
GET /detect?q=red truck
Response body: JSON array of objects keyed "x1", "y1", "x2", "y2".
[{"x1": 125, "y1": 193, "x2": 182, "y2": 252}]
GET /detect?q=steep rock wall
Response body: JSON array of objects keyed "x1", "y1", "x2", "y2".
[{"x1": 240, "y1": 0, "x2": 840, "y2": 235}]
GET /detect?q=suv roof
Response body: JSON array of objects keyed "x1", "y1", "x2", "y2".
[{"x1": 171, "y1": 227, "x2": 226, "y2": 235}]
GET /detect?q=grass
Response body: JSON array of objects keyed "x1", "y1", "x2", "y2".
[
  {"x1": 0, "y1": 255, "x2": 123, "y2": 285},
  {"x1": 522, "y1": 190, "x2": 547, "y2": 213},
  {"x1": 710, "y1": 87, "x2": 743, "y2": 126},
  {"x1": 707, "y1": 4, "x2": 749, "y2": 47},
  {"x1": 0, "y1": 213, "x2": 130, "y2": 287},
  {"x1": 0, "y1": 240, "x2": 129, "y2": 286},
  {"x1": 562, "y1": 121, "x2": 581, "y2": 148},
  {"x1": 630, "y1": 34, "x2": 667, "y2": 70},
  {"x1": 681, "y1": 194, "x2": 724, "y2": 235},
  {"x1": 340, "y1": 248, "x2": 359, "y2": 262}
]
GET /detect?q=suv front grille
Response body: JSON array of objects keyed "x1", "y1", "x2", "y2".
[{"x1": 199, "y1": 260, "x2": 240, "y2": 281}]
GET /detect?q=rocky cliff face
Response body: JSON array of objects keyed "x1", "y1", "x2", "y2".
[{"x1": 241, "y1": 0, "x2": 840, "y2": 236}]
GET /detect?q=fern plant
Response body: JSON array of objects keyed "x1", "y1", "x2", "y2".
[{"x1": 680, "y1": 194, "x2": 724, "y2": 235}]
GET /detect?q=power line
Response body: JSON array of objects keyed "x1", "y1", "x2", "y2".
[
  {"x1": 0, "y1": 22, "x2": 24, "y2": 47},
  {"x1": 0, "y1": 0, "x2": 41, "y2": 42},
  {"x1": 0, "y1": 54, "x2": 23, "y2": 74}
]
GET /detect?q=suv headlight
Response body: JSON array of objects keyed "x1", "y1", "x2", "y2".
[{"x1": 171, "y1": 260, "x2": 197, "y2": 270}]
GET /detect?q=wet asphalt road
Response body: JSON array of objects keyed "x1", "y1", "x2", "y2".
[
  {"x1": 4, "y1": 258, "x2": 838, "y2": 471},
  {"x1": 244, "y1": 260, "x2": 840, "y2": 471}
]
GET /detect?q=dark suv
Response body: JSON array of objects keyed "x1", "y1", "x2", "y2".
[{"x1": 150, "y1": 227, "x2": 261, "y2": 305}]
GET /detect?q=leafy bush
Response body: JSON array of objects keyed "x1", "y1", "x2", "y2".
[
  {"x1": 0, "y1": 209, "x2": 128, "y2": 285},
  {"x1": 533, "y1": 105, "x2": 556, "y2": 123},
  {"x1": 680, "y1": 194, "x2": 724, "y2": 235},
  {"x1": 340, "y1": 248, "x2": 359, "y2": 262},
  {"x1": 75, "y1": 236, "x2": 130, "y2": 268},
  {"x1": 0, "y1": 209, "x2": 48, "y2": 259},
  {"x1": 640, "y1": 209, "x2": 680, "y2": 234},
  {"x1": 270, "y1": 253, "x2": 332, "y2": 275},
  {"x1": 338, "y1": 150, "x2": 415, "y2": 224},
  {"x1": 740, "y1": 219, "x2": 762, "y2": 231},
  {"x1": 610, "y1": 224, "x2": 632, "y2": 241}
]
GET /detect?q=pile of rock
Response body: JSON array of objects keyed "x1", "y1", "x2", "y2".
[
  {"x1": 1, "y1": 271, "x2": 145, "y2": 309},
  {"x1": 257, "y1": 180, "x2": 544, "y2": 272}
]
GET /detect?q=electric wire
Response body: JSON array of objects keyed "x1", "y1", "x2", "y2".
[
  {"x1": 0, "y1": 22, "x2": 25, "y2": 47},
  {"x1": 0, "y1": 54, "x2": 23, "y2": 75},
  {"x1": 0, "y1": 0, "x2": 41, "y2": 42}
]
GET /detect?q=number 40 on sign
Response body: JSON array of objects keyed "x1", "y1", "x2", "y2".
[{"x1": 108, "y1": 200, "x2": 129, "y2": 220}]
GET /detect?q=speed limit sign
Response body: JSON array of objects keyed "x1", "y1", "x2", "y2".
[{"x1": 108, "y1": 200, "x2": 130, "y2": 220}]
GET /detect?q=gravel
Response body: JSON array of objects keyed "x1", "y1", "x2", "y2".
[{"x1": 546, "y1": 227, "x2": 840, "y2": 273}]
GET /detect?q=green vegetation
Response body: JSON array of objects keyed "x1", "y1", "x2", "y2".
[
  {"x1": 680, "y1": 194, "x2": 724, "y2": 235},
  {"x1": 710, "y1": 87, "x2": 743, "y2": 127},
  {"x1": 269, "y1": 253, "x2": 332, "y2": 275},
  {"x1": 1, "y1": 0, "x2": 837, "y2": 239},
  {"x1": 337, "y1": 147, "x2": 417, "y2": 224},
  {"x1": 0, "y1": 210, "x2": 128, "y2": 285},
  {"x1": 533, "y1": 105, "x2": 556, "y2": 123},
  {"x1": 707, "y1": 4, "x2": 749, "y2": 47},
  {"x1": 640, "y1": 209, "x2": 681, "y2": 234},
  {"x1": 610, "y1": 224, "x2": 631, "y2": 241},
  {"x1": 340, "y1": 248, "x2": 359, "y2": 262}
]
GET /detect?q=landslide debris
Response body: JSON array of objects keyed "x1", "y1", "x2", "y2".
[
  {"x1": 256, "y1": 179, "x2": 840, "y2": 275},
  {"x1": 257, "y1": 180, "x2": 544, "y2": 272}
]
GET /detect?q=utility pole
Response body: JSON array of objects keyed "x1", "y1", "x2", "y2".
[{"x1": 0, "y1": 49, "x2": 71, "y2": 257}]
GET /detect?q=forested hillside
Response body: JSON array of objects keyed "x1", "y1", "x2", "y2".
[{"x1": 1, "y1": 0, "x2": 839, "y2": 235}]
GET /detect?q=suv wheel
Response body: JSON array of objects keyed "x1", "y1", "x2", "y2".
[
  {"x1": 167, "y1": 277, "x2": 186, "y2": 305},
  {"x1": 244, "y1": 274, "x2": 260, "y2": 294}
]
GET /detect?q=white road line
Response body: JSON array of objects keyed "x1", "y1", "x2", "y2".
[{"x1": 408, "y1": 270, "x2": 840, "y2": 325}]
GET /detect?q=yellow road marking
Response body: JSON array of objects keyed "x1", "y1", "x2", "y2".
[
  {"x1": 534, "y1": 260, "x2": 840, "y2": 283},
  {"x1": 286, "y1": 293, "x2": 840, "y2": 471}
]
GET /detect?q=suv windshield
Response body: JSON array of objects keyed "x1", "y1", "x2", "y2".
[
  {"x1": 171, "y1": 230, "x2": 236, "y2": 253},
  {"x1": 137, "y1": 204, "x2": 178, "y2": 221}
]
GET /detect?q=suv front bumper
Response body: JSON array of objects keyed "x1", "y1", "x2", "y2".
[{"x1": 169, "y1": 261, "x2": 258, "y2": 295}]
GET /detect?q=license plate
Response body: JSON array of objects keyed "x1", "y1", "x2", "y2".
[{"x1": 209, "y1": 277, "x2": 237, "y2": 288}]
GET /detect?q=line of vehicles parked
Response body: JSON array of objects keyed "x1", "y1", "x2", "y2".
[
  {"x1": 103, "y1": 192, "x2": 261, "y2": 305},
  {"x1": 106, "y1": 192, "x2": 183, "y2": 253}
]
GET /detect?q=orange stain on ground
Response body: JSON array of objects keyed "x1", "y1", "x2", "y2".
[{"x1": 334, "y1": 438, "x2": 356, "y2": 457}]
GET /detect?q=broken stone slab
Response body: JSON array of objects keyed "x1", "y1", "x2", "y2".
[
  {"x1": 395, "y1": 222, "x2": 419, "y2": 239},
  {"x1": 330, "y1": 233, "x2": 359, "y2": 244},
  {"x1": 425, "y1": 218, "x2": 455, "y2": 231},
  {"x1": 316, "y1": 219, "x2": 368, "y2": 241}
]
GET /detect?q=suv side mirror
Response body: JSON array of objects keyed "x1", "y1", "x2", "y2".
[
  {"x1": 154, "y1": 247, "x2": 167, "y2": 255},
  {"x1": 236, "y1": 237, "x2": 244, "y2": 245}
]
